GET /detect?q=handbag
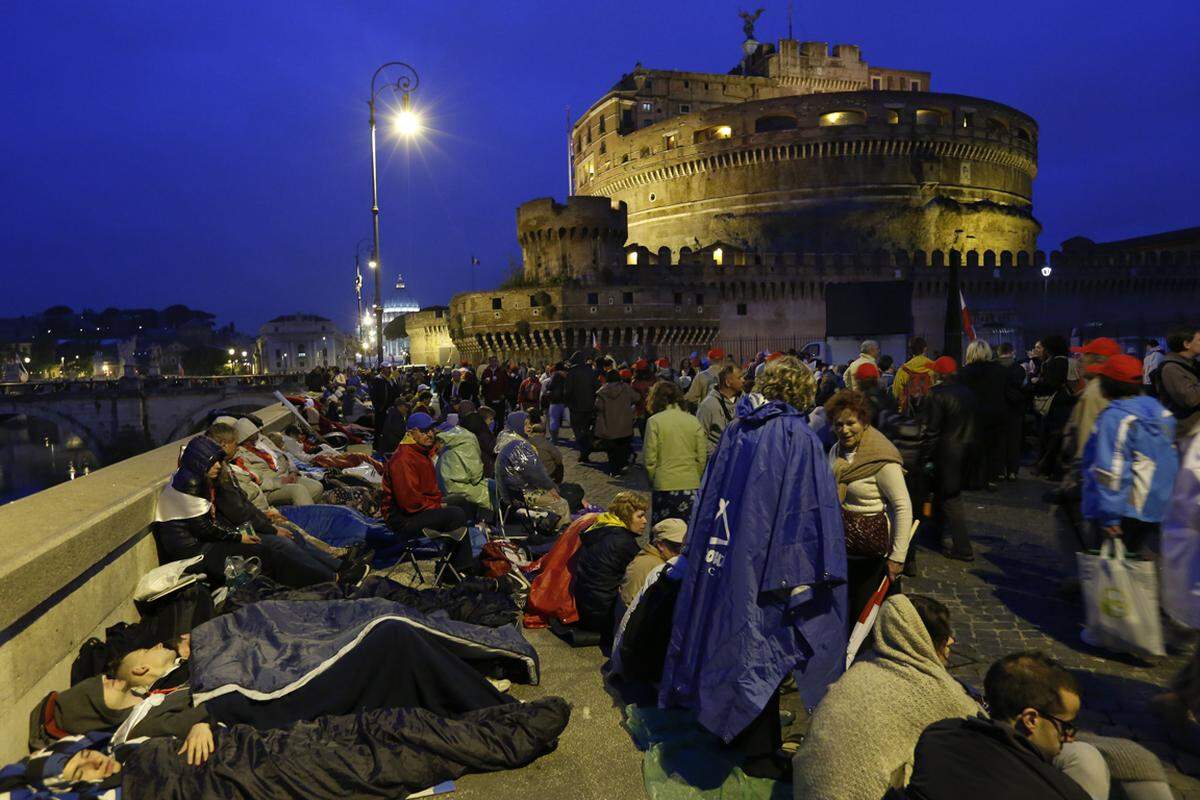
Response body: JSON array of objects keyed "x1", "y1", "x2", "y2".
[
  {"x1": 842, "y1": 508, "x2": 890, "y2": 558},
  {"x1": 1032, "y1": 391, "x2": 1057, "y2": 417}
]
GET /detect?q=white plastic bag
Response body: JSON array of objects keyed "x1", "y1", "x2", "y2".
[
  {"x1": 1077, "y1": 539, "x2": 1165, "y2": 657},
  {"x1": 134, "y1": 555, "x2": 204, "y2": 602}
]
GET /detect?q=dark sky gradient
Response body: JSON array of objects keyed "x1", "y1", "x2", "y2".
[{"x1": 3, "y1": 1, "x2": 1197, "y2": 333}]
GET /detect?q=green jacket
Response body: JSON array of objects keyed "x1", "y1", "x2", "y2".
[
  {"x1": 435, "y1": 426, "x2": 492, "y2": 511},
  {"x1": 643, "y1": 406, "x2": 707, "y2": 491}
]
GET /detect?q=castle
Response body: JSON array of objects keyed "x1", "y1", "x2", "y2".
[{"x1": 405, "y1": 28, "x2": 1199, "y2": 366}]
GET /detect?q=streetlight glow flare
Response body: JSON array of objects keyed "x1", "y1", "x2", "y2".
[{"x1": 393, "y1": 109, "x2": 421, "y2": 137}]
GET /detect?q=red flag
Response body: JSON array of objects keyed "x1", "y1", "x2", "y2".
[
  {"x1": 592, "y1": 331, "x2": 601, "y2": 351},
  {"x1": 846, "y1": 575, "x2": 892, "y2": 668},
  {"x1": 959, "y1": 290, "x2": 976, "y2": 341}
]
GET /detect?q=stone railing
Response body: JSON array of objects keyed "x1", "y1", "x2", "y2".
[
  {"x1": 0, "y1": 402, "x2": 292, "y2": 763},
  {"x1": 0, "y1": 373, "x2": 306, "y2": 394}
]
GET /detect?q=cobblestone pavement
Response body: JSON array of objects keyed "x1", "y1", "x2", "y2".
[{"x1": 394, "y1": 434, "x2": 1200, "y2": 798}]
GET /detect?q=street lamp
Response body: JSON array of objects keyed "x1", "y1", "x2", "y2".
[
  {"x1": 1041, "y1": 265, "x2": 1052, "y2": 319},
  {"x1": 354, "y1": 237, "x2": 372, "y2": 343},
  {"x1": 368, "y1": 61, "x2": 421, "y2": 368}
]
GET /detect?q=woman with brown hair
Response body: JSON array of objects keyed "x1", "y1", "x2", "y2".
[
  {"x1": 643, "y1": 380, "x2": 708, "y2": 524},
  {"x1": 826, "y1": 389, "x2": 914, "y2": 631},
  {"x1": 572, "y1": 491, "x2": 650, "y2": 642}
]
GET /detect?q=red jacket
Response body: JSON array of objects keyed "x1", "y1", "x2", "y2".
[
  {"x1": 522, "y1": 512, "x2": 597, "y2": 628},
  {"x1": 381, "y1": 439, "x2": 442, "y2": 516}
]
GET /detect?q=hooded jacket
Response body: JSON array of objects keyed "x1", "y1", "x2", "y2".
[
  {"x1": 435, "y1": 426, "x2": 492, "y2": 511},
  {"x1": 892, "y1": 355, "x2": 935, "y2": 404},
  {"x1": 659, "y1": 400, "x2": 848, "y2": 742},
  {"x1": 1082, "y1": 395, "x2": 1178, "y2": 527},
  {"x1": 572, "y1": 513, "x2": 641, "y2": 628},
  {"x1": 1157, "y1": 352, "x2": 1200, "y2": 440},
  {"x1": 154, "y1": 437, "x2": 241, "y2": 558},
  {"x1": 382, "y1": 434, "x2": 442, "y2": 517},
  {"x1": 594, "y1": 380, "x2": 637, "y2": 440},
  {"x1": 792, "y1": 596, "x2": 981, "y2": 800},
  {"x1": 494, "y1": 429, "x2": 556, "y2": 504}
]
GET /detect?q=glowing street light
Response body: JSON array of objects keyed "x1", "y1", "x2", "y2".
[{"x1": 367, "y1": 60, "x2": 420, "y2": 368}]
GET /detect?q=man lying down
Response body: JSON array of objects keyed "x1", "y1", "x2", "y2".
[
  {"x1": 32, "y1": 610, "x2": 528, "y2": 751},
  {"x1": 4, "y1": 697, "x2": 570, "y2": 799}
]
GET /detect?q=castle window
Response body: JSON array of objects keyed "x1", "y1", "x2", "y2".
[
  {"x1": 586, "y1": 129, "x2": 591, "y2": 145},
  {"x1": 715, "y1": 125, "x2": 732, "y2": 139},
  {"x1": 737, "y1": 303, "x2": 748, "y2": 316},
  {"x1": 574, "y1": 136, "x2": 581, "y2": 152},
  {"x1": 695, "y1": 293, "x2": 704, "y2": 306},
  {"x1": 529, "y1": 294, "x2": 540, "y2": 307},
  {"x1": 818, "y1": 110, "x2": 866, "y2": 126},
  {"x1": 679, "y1": 103, "x2": 691, "y2": 113},
  {"x1": 1015, "y1": 127, "x2": 1031, "y2": 142},
  {"x1": 587, "y1": 292, "x2": 599, "y2": 305},
  {"x1": 674, "y1": 292, "x2": 683, "y2": 305},
  {"x1": 621, "y1": 154, "x2": 629, "y2": 163},
  {"x1": 648, "y1": 192, "x2": 656, "y2": 202},
  {"x1": 641, "y1": 102, "x2": 653, "y2": 112},
  {"x1": 491, "y1": 297, "x2": 502, "y2": 310},
  {"x1": 599, "y1": 141, "x2": 606, "y2": 154},
  {"x1": 885, "y1": 109, "x2": 900, "y2": 124},
  {"x1": 704, "y1": 82, "x2": 709, "y2": 89},
  {"x1": 683, "y1": 80, "x2": 690, "y2": 88},
  {"x1": 663, "y1": 133, "x2": 677, "y2": 150},
  {"x1": 871, "y1": 76, "x2": 882, "y2": 90},
  {"x1": 626, "y1": 251, "x2": 638, "y2": 265},
  {"x1": 712, "y1": 247, "x2": 724, "y2": 266},
  {"x1": 961, "y1": 112, "x2": 975, "y2": 128},
  {"x1": 645, "y1": 78, "x2": 653, "y2": 89},
  {"x1": 640, "y1": 146, "x2": 651, "y2": 158},
  {"x1": 599, "y1": 115, "x2": 606, "y2": 133},
  {"x1": 910, "y1": 80, "x2": 920, "y2": 91},
  {"x1": 915, "y1": 109, "x2": 945, "y2": 126},
  {"x1": 622, "y1": 291, "x2": 634, "y2": 304},
  {"x1": 755, "y1": 115, "x2": 799, "y2": 132}
]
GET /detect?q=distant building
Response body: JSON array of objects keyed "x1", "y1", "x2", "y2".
[{"x1": 258, "y1": 314, "x2": 352, "y2": 373}]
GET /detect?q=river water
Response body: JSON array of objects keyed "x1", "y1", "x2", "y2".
[{"x1": 0, "y1": 415, "x2": 99, "y2": 505}]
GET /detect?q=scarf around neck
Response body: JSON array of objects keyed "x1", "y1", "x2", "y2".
[{"x1": 830, "y1": 425, "x2": 903, "y2": 502}]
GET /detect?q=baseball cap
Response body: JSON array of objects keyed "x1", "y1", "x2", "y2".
[
  {"x1": 855, "y1": 363, "x2": 881, "y2": 380},
  {"x1": 652, "y1": 518, "x2": 688, "y2": 545},
  {"x1": 406, "y1": 412, "x2": 435, "y2": 431},
  {"x1": 708, "y1": 347, "x2": 725, "y2": 361},
  {"x1": 1087, "y1": 353, "x2": 1142, "y2": 384},
  {"x1": 932, "y1": 356, "x2": 958, "y2": 374},
  {"x1": 1071, "y1": 337, "x2": 1121, "y2": 357}
]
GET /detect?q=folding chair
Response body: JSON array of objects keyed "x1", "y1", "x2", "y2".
[{"x1": 396, "y1": 529, "x2": 467, "y2": 587}]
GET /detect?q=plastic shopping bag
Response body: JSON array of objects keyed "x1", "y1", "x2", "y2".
[{"x1": 1077, "y1": 539, "x2": 1165, "y2": 658}]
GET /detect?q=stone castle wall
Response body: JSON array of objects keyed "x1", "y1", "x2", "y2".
[{"x1": 516, "y1": 197, "x2": 628, "y2": 283}]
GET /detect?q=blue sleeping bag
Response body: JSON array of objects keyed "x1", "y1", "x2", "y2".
[{"x1": 280, "y1": 504, "x2": 408, "y2": 566}]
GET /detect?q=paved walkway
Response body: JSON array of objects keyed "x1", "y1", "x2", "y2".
[{"x1": 399, "y1": 438, "x2": 1200, "y2": 798}]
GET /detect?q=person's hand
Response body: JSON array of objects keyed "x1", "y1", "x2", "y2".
[
  {"x1": 266, "y1": 509, "x2": 284, "y2": 521},
  {"x1": 178, "y1": 722, "x2": 214, "y2": 766},
  {"x1": 1103, "y1": 525, "x2": 1123, "y2": 539},
  {"x1": 240, "y1": 532, "x2": 261, "y2": 545},
  {"x1": 274, "y1": 526, "x2": 293, "y2": 539},
  {"x1": 176, "y1": 633, "x2": 191, "y2": 660},
  {"x1": 886, "y1": 559, "x2": 905, "y2": 580}
]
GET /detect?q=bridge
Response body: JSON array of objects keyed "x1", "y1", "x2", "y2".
[{"x1": 0, "y1": 374, "x2": 307, "y2": 460}]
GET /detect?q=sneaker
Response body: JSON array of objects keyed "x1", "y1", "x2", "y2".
[{"x1": 487, "y1": 677, "x2": 512, "y2": 693}]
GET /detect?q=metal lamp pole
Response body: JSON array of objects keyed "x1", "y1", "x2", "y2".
[
  {"x1": 354, "y1": 236, "x2": 372, "y2": 345},
  {"x1": 368, "y1": 61, "x2": 420, "y2": 368}
]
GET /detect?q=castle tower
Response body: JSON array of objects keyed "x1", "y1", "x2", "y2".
[{"x1": 516, "y1": 196, "x2": 628, "y2": 283}]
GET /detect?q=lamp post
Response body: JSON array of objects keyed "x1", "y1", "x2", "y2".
[
  {"x1": 1040, "y1": 265, "x2": 1052, "y2": 320},
  {"x1": 367, "y1": 61, "x2": 421, "y2": 367}
]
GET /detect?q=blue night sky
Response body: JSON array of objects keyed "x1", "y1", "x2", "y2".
[{"x1": 3, "y1": 1, "x2": 1197, "y2": 333}]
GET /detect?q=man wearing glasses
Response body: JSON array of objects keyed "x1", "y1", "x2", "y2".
[{"x1": 901, "y1": 652, "x2": 1097, "y2": 799}]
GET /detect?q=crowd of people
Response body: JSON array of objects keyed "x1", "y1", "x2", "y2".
[{"x1": 8, "y1": 325, "x2": 1200, "y2": 799}]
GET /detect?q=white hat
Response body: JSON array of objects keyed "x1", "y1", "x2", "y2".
[
  {"x1": 652, "y1": 518, "x2": 688, "y2": 545},
  {"x1": 235, "y1": 417, "x2": 260, "y2": 443},
  {"x1": 213, "y1": 415, "x2": 238, "y2": 429}
]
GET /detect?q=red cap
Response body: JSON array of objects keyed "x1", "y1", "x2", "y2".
[
  {"x1": 932, "y1": 356, "x2": 958, "y2": 374},
  {"x1": 855, "y1": 363, "x2": 881, "y2": 380},
  {"x1": 618, "y1": 368, "x2": 633, "y2": 380},
  {"x1": 634, "y1": 358, "x2": 649, "y2": 371},
  {"x1": 1087, "y1": 353, "x2": 1142, "y2": 384},
  {"x1": 1071, "y1": 337, "x2": 1121, "y2": 357},
  {"x1": 656, "y1": 357, "x2": 670, "y2": 368},
  {"x1": 708, "y1": 347, "x2": 725, "y2": 360},
  {"x1": 766, "y1": 351, "x2": 784, "y2": 362}
]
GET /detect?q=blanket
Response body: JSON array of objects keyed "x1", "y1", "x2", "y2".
[
  {"x1": 279, "y1": 504, "x2": 404, "y2": 566},
  {"x1": 191, "y1": 598, "x2": 540, "y2": 704},
  {"x1": 522, "y1": 512, "x2": 597, "y2": 628}
]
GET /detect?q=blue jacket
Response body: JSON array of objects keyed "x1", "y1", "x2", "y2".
[
  {"x1": 658, "y1": 401, "x2": 848, "y2": 742},
  {"x1": 1082, "y1": 395, "x2": 1178, "y2": 527}
]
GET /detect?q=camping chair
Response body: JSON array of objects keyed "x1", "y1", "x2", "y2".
[{"x1": 396, "y1": 528, "x2": 468, "y2": 587}]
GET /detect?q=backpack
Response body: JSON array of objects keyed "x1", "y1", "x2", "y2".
[{"x1": 898, "y1": 365, "x2": 933, "y2": 414}]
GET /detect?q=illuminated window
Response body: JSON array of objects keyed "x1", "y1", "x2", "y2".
[
  {"x1": 641, "y1": 102, "x2": 653, "y2": 112},
  {"x1": 715, "y1": 125, "x2": 732, "y2": 139},
  {"x1": 818, "y1": 110, "x2": 867, "y2": 126},
  {"x1": 885, "y1": 109, "x2": 900, "y2": 124},
  {"x1": 962, "y1": 112, "x2": 975, "y2": 128},
  {"x1": 713, "y1": 247, "x2": 724, "y2": 266},
  {"x1": 627, "y1": 251, "x2": 638, "y2": 265},
  {"x1": 915, "y1": 109, "x2": 944, "y2": 126},
  {"x1": 663, "y1": 133, "x2": 677, "y2": 150}
]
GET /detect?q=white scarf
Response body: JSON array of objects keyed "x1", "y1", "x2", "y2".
[{"x1": 154, "y1": 479, "x2": 211, "y2": 522}]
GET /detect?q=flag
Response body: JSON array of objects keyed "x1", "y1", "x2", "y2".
[
  {"x1": 959, "y1": 289, "x2": 976, "y2": 341},
  {"x1": 846, "y1": 575, "x2": 892, "y2": 668},
  {"x1": 470, "y1": 256, "x2": 480, "y2": 266},
  {"x1": 591, "y1": 331, "x2": 600, "y2": 351}
]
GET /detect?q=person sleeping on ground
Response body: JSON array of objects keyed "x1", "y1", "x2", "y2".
[
  {"x1": 31, "y1": 618, "x2": 518, "y2": 748},
  {"x1": 153, "y1": 436, "x2": 368, "y2": 589},
  {"x1": 5, "y1": 698, "x2": 571, "y2": 800}
]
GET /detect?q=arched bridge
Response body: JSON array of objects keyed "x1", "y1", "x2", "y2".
[{"x1": 0, "y1": 374, "x2": 307, "y2": 460}]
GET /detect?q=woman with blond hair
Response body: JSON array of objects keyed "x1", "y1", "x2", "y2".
[
  {"x1": 643, "y1": 380, "x2": 708, "y2": 524},
  {"x1": 960, "y1": 338, "x2": 1009, "y2": 489},
  {"x1": 660, "y1": 354, "x2": 847, "y2": 779},
  {"x1": 573, "y1": 491, "x2": 650, "y2": 642}
]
